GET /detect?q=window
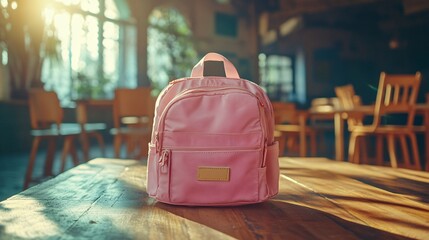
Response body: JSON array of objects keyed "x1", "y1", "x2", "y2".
[
  {"x1": 41, "y1": 0, "x2": 136, "y2": 105},
  {"x1": 215, "y1": 12, "x2": 238, "y2": 37},
  {"x1": 259, "y1": 54, "x2": 295, "y2": 101},
  {"x1": 147, "y1": 7, "x2": 197, "y2": 95}
]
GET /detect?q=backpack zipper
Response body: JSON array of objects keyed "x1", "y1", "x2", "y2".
[
  {"x1": 155, "y1": 87, "x2": 268, "y2": 164},
  {"x1": 162, "y1": 146, "x2": 262, "y2": 152},
  {"x1": 157, "y1": 145, "x2": 262, "y2": 176},
  {"x1": 155, "y1": 79, "x2": 274, "y2": 144}
]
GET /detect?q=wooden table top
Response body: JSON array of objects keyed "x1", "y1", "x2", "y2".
[
  {"x1": 309, "y1": 103, "x2": 429, "y2": 114},
  {"x1": 1, "y1": 158, "x2": 428, "y2": 239}
]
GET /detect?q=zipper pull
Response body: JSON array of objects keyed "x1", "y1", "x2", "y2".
[{"x1": 159, "y1": 149, "x2": 170, "y2": 173}]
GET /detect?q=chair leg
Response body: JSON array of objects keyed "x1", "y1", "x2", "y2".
[
  {"x1": 276, "y1": 132, "x2": 286, "y2": 157},
  {"x1": 409, "y1": 133, "x2": 421, "y2": 170},
  {"x1": 359, "y1": 137, "x2": 368, "y2": 164},
  {"x1": 24, "y1": 136, "x2": 42, "y2": 189},
  {"x1": 137, "y1": 134, "x2": 151, "y2": 159},
  {"x1": 309, "y1": 132, "x2": 317, "y2": 156},
  {"x1": 399, "y1": 134, "x2": 411, "y2": 169},
  {"x1": 70, "y1": 139, "x2": 80, "y2": 167},
  {"x1": 375, "y1": 135, "x2": 384, "y2": 166},
  {"x1": 127, "y1": 136, "x2": 136, "y2": 159},
  {"x1": 93, "y1": 132, "x2": 105, "y2": 157},
  {"x1": 348, "y1": 133, "x2": 358, "y2": 164},
  {"x1": 80, "y1": 132, "x2": 90, "y2": 162},
  {"x1": 354, "y1": 136, "x2": 361, "y2": 164},
  {"x1": 60, "y1": 136, "x2": 73, "y2": 173},
  {"x1": 128, "y1": 135, "x2": 143, "y2": 159},
  {"x1": 387, "y1": 134, "x2": 398, "y2": 168},
  {"x1": 286, "y1": 135, "x2": 298, "y2": 153},
  {"x1": 44, "y1": 137, "x2": 57, "y2": 176},
  {"x1": 114, "y1": 135, "x2": 122, "y2": 158}
]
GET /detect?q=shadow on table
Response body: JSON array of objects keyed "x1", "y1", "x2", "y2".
[
  {"x1": 152, "y1": 163, "x2": 428, "y2": 239},
  {"x1": 353, "y1": 176, "x2": 429, "y2": 203},
  {"x1": 280, "y1": 165, "x2": 429, "y2": 204},
  {"x1": 154, "y1": 200, "x2": 413, "y2": 240}
]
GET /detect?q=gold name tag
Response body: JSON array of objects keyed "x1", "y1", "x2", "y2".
[{"x1": 197, "y1": 167, "x2": 230, "y2": 182}]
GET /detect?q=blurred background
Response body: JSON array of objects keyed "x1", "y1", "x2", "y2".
[{"x1": 1, "y1": 0, "x2": 429, "y2": 198}]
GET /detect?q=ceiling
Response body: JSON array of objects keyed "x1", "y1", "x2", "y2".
[
  {"x1": 233, "y1": 0, "x2": 429, "y2": 48},
  {"x1": 232, "y1": 0, "x2": 429, "y2": 37}
]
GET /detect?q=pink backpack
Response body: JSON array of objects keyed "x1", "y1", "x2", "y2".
[{"x1": 146, "y1": 53, "x2": 279, "y2": 206}]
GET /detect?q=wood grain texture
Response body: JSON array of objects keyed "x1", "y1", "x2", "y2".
[{"x1": 1, "y1": 158, "x2": 428, "y2": 239}]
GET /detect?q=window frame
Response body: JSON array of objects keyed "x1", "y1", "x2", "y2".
[
  {"x1": 259, "y1": 53, "x2": 296, "y2": 102},
  {"x1": 42, "y1": 0, "x2": 136, "y2": 105}
]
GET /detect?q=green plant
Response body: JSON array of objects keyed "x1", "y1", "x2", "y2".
[
  {"x1": 73, "y1": 72, "x2": 111, "y2": 99},
  {"x1": 0, "y1": 0, "x2": 61, "y2": 99},
  {"x1": 148, "y1": 7, "x2": 198, "y2": 95}
]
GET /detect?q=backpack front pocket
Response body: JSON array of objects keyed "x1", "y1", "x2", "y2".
[{"x1": 166, "y1": 148, "x2": 262, "y2": 205}]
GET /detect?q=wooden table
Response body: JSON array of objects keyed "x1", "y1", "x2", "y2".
[
  {"x1": 76, "y1": 99, "x2": 152, "y2": 159},
  {"x1": 309, "y1": 104, "x2": 429, "y2": 169},
  {"x1": 308, "y1": 105, "x2": 373, "y2": 161},
  {"x1": 1, "y1": 158, "x2": 428, "y2": 239},
  {"x1": 75, "y1": 99, "x2": 112, "y2": 160},
  {"x1": 275, "y1": 110, "x2": 310, "y2": 157}
]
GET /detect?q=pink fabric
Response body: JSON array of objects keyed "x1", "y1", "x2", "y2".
[
  {"x1": 151, "y1": 77, "x2": 275, "y2": 143},
  {"x1": 162, "y1": 132, "x2": 262, "y2": 149},
  {"x1": 146, "y1": 53, "x2": 279, "y2": 206}
]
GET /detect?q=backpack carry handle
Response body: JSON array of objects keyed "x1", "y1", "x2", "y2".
[{"x1": 191, "y1": 52, "x2": 240, "y2": 79}]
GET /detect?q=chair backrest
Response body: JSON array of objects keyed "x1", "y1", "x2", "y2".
[
  {"x1": 113, "y1": 87, "x2": 154, "y2": 128},
  {"x1": 28, "y1": 89, "x2": 63, "y2": 129},
  {"x1": 372, "y1": 72, "x2": 421, "y2": 128},
  {"x1": 334, "y1": 84, "x2": 362, "y2": 110},
  {"x1": 271, "y1": 101, "x2": 298, "y2": 124},
  {"x1": 335, "y1": 84, "x2": 364, "y2": 127}
]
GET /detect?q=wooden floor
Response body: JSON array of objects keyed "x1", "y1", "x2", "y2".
[{"x1": 1, "y1": 157, "x2": 428, "y2": 239}]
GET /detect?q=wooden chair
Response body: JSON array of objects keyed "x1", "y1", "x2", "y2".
[
  {"x1": 273, "y1": 101, "x2": 317, "y2": 156},
  {"x1": 347, "y1": 72, "x2": 422, "y2": 170},
  {"x1": 26, "y1": 90, "x2": 106, "y2": 189},
  {"x1": 26, "y1": 90, "x2": 79, "y2": 189},
  {"x1": 110, "y1": 87, "x2": 155, "y2": 159}
]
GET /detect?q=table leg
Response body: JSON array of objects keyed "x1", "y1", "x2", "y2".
[
  {"x1": 43, "y1": 137, "x2": 56, "y2": 176},
  {"x1": 76, "y1": 102, "x2": 88, "y2": 124},
  {"x1": 76, "y1": 102, "x2": 90, "y2": 161},
  {"x1": 425, "y1": 110, "x2": 429, "y2": 171},
  {"x1": 298, "y1": 113, "x2": 307, "y2": 157},
  {"x1": 80, "y1": 127, "x2": 90, "y2": 161},
  {"x1": 334, "y1": 113, "x2": 344, "y2": 161}
]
